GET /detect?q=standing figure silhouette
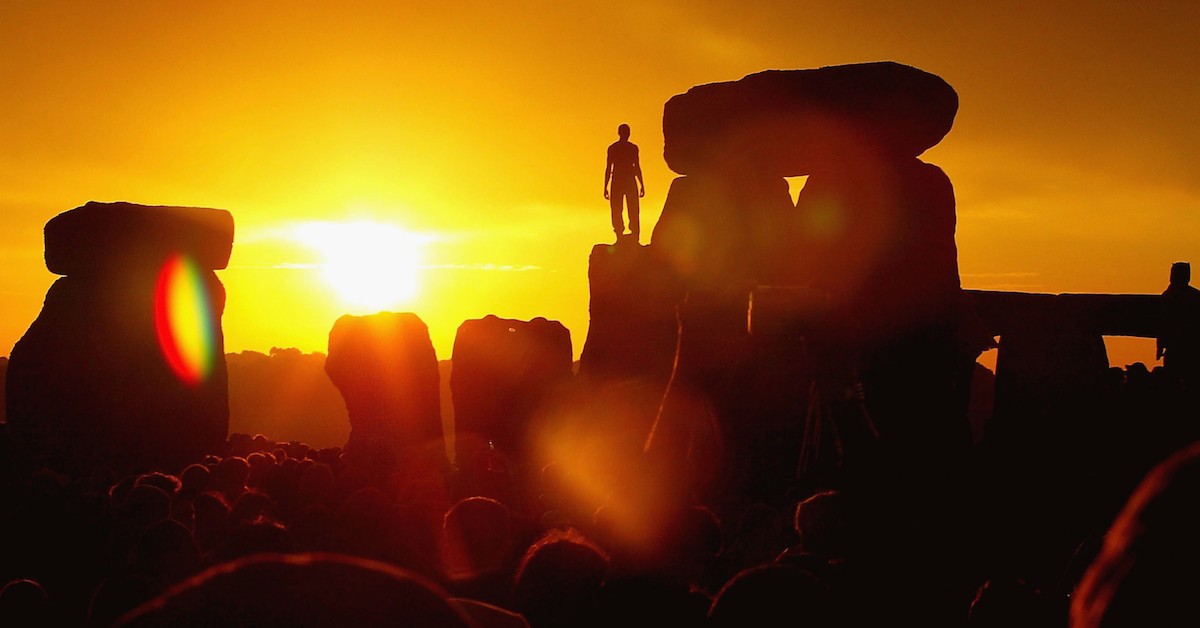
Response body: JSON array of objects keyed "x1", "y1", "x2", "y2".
[
  {"x1": 604, "y1": 123, "x2": 645, "y2": 243},
  {"x1": 1157, "y1": 261, "x2": 1200, "y2": 388}
]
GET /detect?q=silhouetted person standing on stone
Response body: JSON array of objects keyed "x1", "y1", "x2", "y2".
[
  {"x1": 604, "y1": 124, "x2": 645, "y2": 243},
  {"x1": 1157, "y1": 261, "x2": 1200, "y2": 387}
]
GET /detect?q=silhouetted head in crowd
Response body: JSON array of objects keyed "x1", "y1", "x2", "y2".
[
  {"x1": 617, "y1": 123, "x2": 630, "y2": 141},
  {"x1": 118, "y1": 484, "x2": 173, "y2": 532},
  {"x1": 135, "y1": 472, "x2": 181, "y2": 496},
  {"x1": 207, "y1": 519, "x2": 295, "y2": 566},
  {"x1": 130, "y1": 519, "x2": 203, "y2": 585},
  {"x1": 213, "y1": 456, "x2": 250, "y2": 501},
  {"x1": 707, "y1": 563, "x2": 840, "y2": 628},
  {"x1": 441, "y1": 496, "x2": 518, "y2": 581},
  {"x1": 512, "y1": 528, "x2": 609, "y2": 628},
  {"x1": 0, "y1": 579, "x2": 50, "y2": 628},
  {"x1": 969, "y1": 576, "x2": 1059, "y2": 628},
  {"x1": 191, "y1": 492, "x2": 231, "y2": 554},
  {"x1": 300, "y1": 461, "x2": 337, "y2": 505},
  {"x1": 1170, "y1": 262, "x2": 1191, "y2": 287},
  {"x1": 113, "y1": 552, "x2": 476, "y2": 627},
  {"x1": 245, "y1": 451, "x2": 275, "y2": 487},
  {"x1": 228, "y1": 489, "x2": 277, "y2": 527},
  {"x1": 91, "y1": 521, "x2": 202, "y2": 628},
  {"x1": 792, "y1": 489, "x2": 850, "y2": 559},
  {"x1": 178, "y1": 464, "x2": 211, "y2": 498},
  {"x1": 724, "y1": 502, "x2": 792, "y2": 573},
  {"x1": 1072, "y1": 441, "x2": 1200, "y2": 627},
  {"x1": 650, "y1": 504, "x2": 725, "y2": 592}
]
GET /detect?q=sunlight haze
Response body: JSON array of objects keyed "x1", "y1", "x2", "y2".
[{"x1": 1, "y1": 1, "x2": 1197, "y2": 366}]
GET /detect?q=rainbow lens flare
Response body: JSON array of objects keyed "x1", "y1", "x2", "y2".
[{"x1": 154, "y1": 254, "x2": 216, "y2": 386}]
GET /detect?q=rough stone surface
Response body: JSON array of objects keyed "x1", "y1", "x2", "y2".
[
  {"x1": 6, "y1": 270, "x2": 229, "y2": 476},
  {"x1": 578, "y1": 242, "x2": 682, "y2": 384},
  {"x1": 662, "y1": 61, "x2": 958, "y2": 177},
  {"x1": 788, "y1": 157, "x2": 961, "y2": 344},
  {"x1": 325, "y1": 312, "x2": 444, "y2": 462},
  {"x1": 45, "y1": 201, "x2": 234, "y2": 276},
  {"x1": 650, "y1": 174, "x2": 795, "y2": 289},
  {"x1": 0, "y1": 356, "x2": 6, "y2": 424},
  {"x1": 450, "y1": 315, "x2": 572, "y2": 473}
]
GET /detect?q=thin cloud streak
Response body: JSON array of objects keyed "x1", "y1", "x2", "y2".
[{"x1": 229, "y1": 263, "x2": 543, "y2": 272}]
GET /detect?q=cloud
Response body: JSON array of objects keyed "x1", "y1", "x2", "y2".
[
  {"x1": 228, "y1": 262, "x2": 543, "y2": 272},
  {"x1": 425, "y1": 264, "x2": 543, "y2": 272},
  {"x1": 960, "y1": 271, "x2": 1045, "y2": 292}
]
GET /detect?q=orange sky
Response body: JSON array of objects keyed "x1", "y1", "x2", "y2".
[{"x1": 1, "y1": 1, "x2": 1197, "y2": 365}]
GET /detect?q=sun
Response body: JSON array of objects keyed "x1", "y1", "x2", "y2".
[{"x1": 291, "y1": 220, "x2": 425, "y2": 313}]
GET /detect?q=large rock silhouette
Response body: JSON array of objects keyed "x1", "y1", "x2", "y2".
[
  {"x1": 450, "y1": 315, "x2": 572, "y2": 475},
  {"x1": 0, "y1": 356, "x2": 7, "y2": 423},
  {"x1": 324, "y1": 312, "x2": 445, "y2": 470},
  {"x1": 5, "y1": 201, "x2": 232, "y2": 476},
  {"x1": 45, "y1": 201, "x2": 234, "y2": 276},
  {"x1": 651, "y1": 174, "x2": 795, "y2": 289},
  {"x1": 578, "y1": 242, "x2": 681, "y2": 384},
  {"x1": 790, "y1": 157, "x2": 961, "y2": 344},
  {"x1": 663, "y1": 61, "x2": 958, "y2": 177},
  {"x1": 644, "y1": 62, "x2": 974, "y2": 516}
]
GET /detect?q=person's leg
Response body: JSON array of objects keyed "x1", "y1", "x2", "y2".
[
  {"x1": 627, "y1": 188, "x2": 640, "y2": 242},
  {"x1": 610, "y1": 190, "x2": 625, "y2": 238}
]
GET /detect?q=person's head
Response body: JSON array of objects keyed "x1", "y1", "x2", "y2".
[
  {"x1": 512, "y1": 528, "x2": 609, "y2": 627},
  {"x1": 708, "y1": 563, "x2": 838, "y2": 627},
  {"x1": 114, "y1": 553, "x2": 475, "y2": 627},
  {"x1": 1170, "y1": 262, "x2": 1191, "y2": 286},
  {"x1": 617, "y1": 124, "x2": 630, "y2": 140},
  {"x1": 441, "y1": 496, "x2": 516, "y2": 580},
  {"x1": 793, "y1": 489, "x2": 849, "y2": 559},
  {"x1": 1071, "y1": 441, "x2": 1200, "y2": 627},
  {"x1": 0, "y1": 579, "x2": 50, "y2": 628}
]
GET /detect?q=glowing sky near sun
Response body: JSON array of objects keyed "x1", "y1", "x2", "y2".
[{"x1": 1, "y1": 1, "x2": 1197, "y2": 365}]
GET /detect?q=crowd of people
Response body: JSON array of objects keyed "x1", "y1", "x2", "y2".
[{"x1": 0, "y1": 355, "x2": 1196, "y2": 627}]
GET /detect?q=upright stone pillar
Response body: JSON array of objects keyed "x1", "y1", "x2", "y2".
[
  {"x1": 450, "y1": 315, "x2": 572, "y2": 477},
  {"x1": 5, "y1": 201, "x2": 233, "y2": 476},
  {"x1": 325, "y1": 312, "x2": 446, "y2": 475}
]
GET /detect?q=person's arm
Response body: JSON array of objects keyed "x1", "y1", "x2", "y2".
[
  {"x1": 633, "y1": 145, "x2": 645, "y2": 197},
  {"x1": 604, "y1": 145, "x2": 614, "y2": 199}
]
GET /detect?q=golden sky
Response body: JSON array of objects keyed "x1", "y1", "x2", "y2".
[{"x1": 1, "y1": 1, "x2": 1197, "y2": 364}]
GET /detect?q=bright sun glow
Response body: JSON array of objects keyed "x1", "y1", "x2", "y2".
[{"x1": 291, "y1": 220, "x2": 425, "y2": 313}]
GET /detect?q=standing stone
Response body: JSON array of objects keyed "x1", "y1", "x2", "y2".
[
  {"x1": 324, "y1": 312, "x2": 445, "y2": 471},
  {"x1": 5, "y1": 201, "x2": 233, "y2": 476},
  {"x1": 793, "y1": 157, "x2": 961, "y2": 345},
  {"x1": 648, "y1": 64, "x2": 969, "y2": 512},
  {"x1": 578, "y1": 242, "x2": 681, "y2": 385},
  {"x1": 450, "y1": 315, "x2": 572, "y2": 475},
  {"x1": 651, "y1": 174, "x2": 795, "y2": 290},
  {"x1": 0, "y1": 356, "x2": 7, "y2": 424}
]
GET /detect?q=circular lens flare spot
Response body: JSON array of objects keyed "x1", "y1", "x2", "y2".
[{"x1": 154, "y1": 254, "x2": 216, "y2": 386}]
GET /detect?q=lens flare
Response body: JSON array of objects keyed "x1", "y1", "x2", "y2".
[{"x1": 154, "y1": 254, "x2": 216, "y2": 386}]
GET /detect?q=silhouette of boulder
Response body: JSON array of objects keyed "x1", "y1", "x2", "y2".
[
  {"x1": 651, "y1": 175, "x2": 795, "y2": 289},
  {"x1": 5, "y1": 201, "x2": 232, "y2": 476},
  {"x1": 645, "y1": 67, "x2": 969, "y2": 514},
  {"x1": 45, "y1": 201, "x2": 234, "y2": 276},
  {"x1": 0, "y1": 356, "x2": 6, "y2": 423},
  {"x1": 324, "y1": 312, "x2": 445, "y2": 466},
  {"x1": 578, "y1": 242, "x2": 682, "y2": 384},
  {"x1": 450, "y1": 315, "x2": 572, "y2": 473},
  {"x1": 663, "y1": 61, "x2": 958, "y2": 177},
  {"x1": 791, "y1": 157, "x2": 961, "y2": 344}
]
